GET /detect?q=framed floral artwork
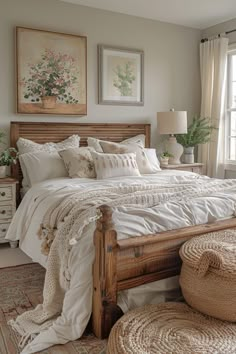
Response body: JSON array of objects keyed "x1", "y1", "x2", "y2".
[
  {"x1": 98, "y1": 45, "x2": 144, "y2": 106},
  {"x1": 16, "y1": 27, "x2": 87, "y2": 115}
]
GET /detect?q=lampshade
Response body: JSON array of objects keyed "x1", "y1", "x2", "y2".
[{"x1": 157, "y1": 111, "x2": 187, "y2": 135}]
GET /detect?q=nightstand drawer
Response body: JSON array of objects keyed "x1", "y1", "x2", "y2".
[
  {"x1": 0, "y1": 205, "x2": 14, "y2": 220},
  {"x1": 0, "y1": 186, "x2": 12, "y2": 202},
  {"x1": 0, "y1": 223, "x2": 10, "y2": 241}
]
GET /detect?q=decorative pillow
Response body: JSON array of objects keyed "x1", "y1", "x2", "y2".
[
  {"x1": 59, "y1": 147, "x2": 96, "y2": 178},
  {"x1": 17, "y1": 135, "x2": 80, "y2": 155},
  {"x1": 17, "y1": 135, "x2": 80, "y2": 188},
  {"x1": 100, "y1": 141, "x2": 161, "y2": 174},
  {"x1": 19, "y1": 151, "x2": 68, "y2": 186},
  {"x1": 87, "y1": 134, "x2": 145, "y2": 153},
  {"x1": 91, "y1": 151, "x2": 140, "y2": 179}
]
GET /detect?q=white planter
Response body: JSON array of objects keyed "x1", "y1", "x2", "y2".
[
  {"x1": 184, "y1": 147, "x2": 194, "y2": 164},
  {"x1": 160, "y1": 157, "x2": 169, "y2": 166},
  {"x1": 0, "y1": 166, "x2": 7, "y2": 178}
]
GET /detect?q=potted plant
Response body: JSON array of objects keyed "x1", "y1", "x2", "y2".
[
  {"x1": 176, "y1": 116, "x2": 215, "y2": 163},
  {"x1": 160, "y1": 151, "x2": 173, "y2": 166},
  {"x1": 0, "y1": 147, "x2": 19, "y2": 178}
]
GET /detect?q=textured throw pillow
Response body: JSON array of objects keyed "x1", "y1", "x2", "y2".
[
  {"x1": 17, "y1": 135, "x2": 80, "y2": 155},
  {"x1": 59, "y1": 147, "x2": 96, "y2": 178},
  {"x1": 19, "y1": 151, "x2": 68, "y2": 186},
  {"x1": 87, "y1": 134, "x2": 145, "y2": 152},
  {"x1": 100, "y1": 141, "x2": 161, "y2": 174},
  {"x1": 91, "y1": 151, "x2": 140, "y2": 179}
]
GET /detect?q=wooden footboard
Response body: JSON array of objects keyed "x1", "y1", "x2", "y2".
[{"x1": 92, "y1": 205, "x2": 236, "y2": 338}]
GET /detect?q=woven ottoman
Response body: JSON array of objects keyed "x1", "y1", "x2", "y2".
[
  {"x1": 107, "y1": 302, "x2": 236, "y2": 354},
  {"x1": 179, "y1": 229, "x2": 236, "y2": 322}
]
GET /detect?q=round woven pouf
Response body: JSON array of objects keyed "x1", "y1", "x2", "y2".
[{"x1": 107, "y1": 302, "x2": 236, "y2": 354}]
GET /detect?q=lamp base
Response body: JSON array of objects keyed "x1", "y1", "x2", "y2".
[{"x1": 166, "y1": 136, "x2": 183, "y2": 164}]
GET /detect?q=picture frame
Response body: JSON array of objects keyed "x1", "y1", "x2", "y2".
[
  {"x1": 16, "y1": 27, "x2": 87, "y2": 115},
  {"x1": 98, "y1": 45, "x2": 144, "y2": 106}
]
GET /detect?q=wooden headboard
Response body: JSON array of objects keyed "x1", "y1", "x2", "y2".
[{"x1": 10, "y1": 121, "x2": 150, "y2": 202}]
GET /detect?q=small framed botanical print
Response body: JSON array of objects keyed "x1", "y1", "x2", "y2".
[
  {"x1": 98, "y1": 45, "x2": 144, "y2": 106},
  {"x1": 16, "y1": 27, "x2": 87, "y2": 115}
]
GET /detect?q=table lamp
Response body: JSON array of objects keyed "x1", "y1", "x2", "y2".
[{"x1": 157, "y1": 110, "x2": 187, "y2": 164}]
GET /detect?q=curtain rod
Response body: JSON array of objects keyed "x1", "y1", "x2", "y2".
[{"x1": 201, "y1": 28, "x2": 236, "y2": 43}]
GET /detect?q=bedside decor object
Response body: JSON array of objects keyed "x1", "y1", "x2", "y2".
[
  {"x1": 16, "y1": 27, "x2": 87, "y2": 115},
  {"x1": 0, "y1": 148, "x2": 19, "y2": 178},
  {"x1": 160, "y1": 151, "x2": 173, "y2": 166},
  {"x1": 0, "y1": 178, "x2": 18, "y2": 248},
  {"x1": 157, "y1": 110, "x2": 187, "y2": 164},
  {"x1": 98, "y1": 45, "x2": 144, "y2": 105},
  {"x1": 176, "y1": 116, "x2": 215, "y2": 163}
]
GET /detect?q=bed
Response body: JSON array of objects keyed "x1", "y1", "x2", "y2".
[{"x1": 8, "y1": 121, "x2": 236, "y2": 351}]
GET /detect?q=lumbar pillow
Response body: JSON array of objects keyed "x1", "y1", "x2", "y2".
[
  {"x1": 100, "y1": 141, "x2": 161, "y2": 174},
  {"x1": 19, "y1": 151, "x2": 68, "y2": 186},
  {"x1": 87, "y1": 134, "x2": 145, "y2": 153},
  {"x1": 59, "y1": 147, "x2": 96, "y2": 178},
  {"x1": 91, "y1": 151, "x2": 140, "y2": 179},
  {"x1": 17, "y1": 135, "x2": 80, "y2": 155}
]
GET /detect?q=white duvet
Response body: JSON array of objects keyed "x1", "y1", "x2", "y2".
[{"x1": 6, "y1": 170, "x2": 236, "y2": 353}]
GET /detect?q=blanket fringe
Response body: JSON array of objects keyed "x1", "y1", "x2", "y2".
[{"x1": 8, "y1": 319, "x2": 37, "y2": 348}]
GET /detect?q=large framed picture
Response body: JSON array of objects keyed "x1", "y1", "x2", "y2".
[
  {"x1": 98, "y1": 45, "x2": 144, "y2": 106},
  {"x1": 16, "y1": 27, "x2": 87, "y2": 115}
]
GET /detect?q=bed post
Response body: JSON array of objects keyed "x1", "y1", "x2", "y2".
[{"x1": 92, "y1": 205, "x2": 123, "y2": 339}]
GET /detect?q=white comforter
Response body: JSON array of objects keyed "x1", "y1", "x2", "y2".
[{"x1": 6, "y1": 171, "x2": 236, "y2": 353}]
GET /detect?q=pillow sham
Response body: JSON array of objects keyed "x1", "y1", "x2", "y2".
[
  {"x1": 87, "y1": 134, "x2": 145, "y2": 152},
  {"x1": 91, "y1": 151, "x2": 140, "y2": 179},
  {"x1": 19, "y1": 151, "x2": 68, "y2": 186},
  {"x1": 17, "y1": 135, "x2": 80, "y2": 155},
  {"x1": 59, "y1": 147, "x2": 96, "y2": 178},
  {"x1": 100, "y1": 141, "x2": 161, "y2": 174}
]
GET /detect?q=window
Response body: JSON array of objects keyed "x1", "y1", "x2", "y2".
[{"x1": 226, "y1": 49, "x2": 236, "y2": 162}]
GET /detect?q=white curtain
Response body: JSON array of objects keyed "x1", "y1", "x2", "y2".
[{"x1": 199, "y1": 37, "x2": 229, "y2": 178}]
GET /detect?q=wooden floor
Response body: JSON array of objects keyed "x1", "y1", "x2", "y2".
[{"x1": 0, "y1": 243, "x2": 33, "y2": 268}]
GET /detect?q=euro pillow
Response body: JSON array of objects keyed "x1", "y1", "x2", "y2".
[
  {"x1": 19, "y1": 151, "x2": 68, "y2": 186},
  {"x1": 17, "y1": 135, "x2": 80, "y2": 155},
  {"x1": 87, "y1": 134, "x2": 145, "y2": 152},
  {"x1": 100, "y1": 141, "x2": 161, "y2": 174},
  {"x1": 59, "y1": 147, "x2": 96, "y2": 178},
  {"x1": 91, "y1": 151, "x2": 140, "y2": 179}
]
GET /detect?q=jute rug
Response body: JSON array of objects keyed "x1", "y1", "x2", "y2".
[{"x1": 0, "y1": 263, "x2": 107, "y2": 354}]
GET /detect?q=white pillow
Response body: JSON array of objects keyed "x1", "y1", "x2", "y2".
[
  {"x1": 91, "y1": 151, "x2": 140, "y2": 179},
  {"x1": 19, "y1": 151, "x2": 68, "y2": 186},
  {"x1": 17, "y1": 135, "x2": 80, "y2": 188},
  {"x1": 17, "y1": 135, "x2": 80, "y2": 155},
  {"x1": 100, "y1": 141, "x2": 161, "y2": 174},
  {"x1": 59, "y1": 147, "x2": 96, "y2": 178},
  {"x1": 87, "y1": 134, "x2": 145, "y2": 152}
]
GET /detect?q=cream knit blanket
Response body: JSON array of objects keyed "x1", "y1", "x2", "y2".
[{"x1": 9, "y1": 178, "x2": 236, "y2": 352}]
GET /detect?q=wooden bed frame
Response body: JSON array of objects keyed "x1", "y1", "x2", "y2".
[{"x1": 10, "y1": 121, "x2": 236, "y2": 339}]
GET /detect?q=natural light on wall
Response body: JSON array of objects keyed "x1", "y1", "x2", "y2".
[{"x1": 227, "y1": 50, "x2": 236, "y2": 162}]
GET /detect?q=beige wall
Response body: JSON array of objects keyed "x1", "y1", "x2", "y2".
[
  {"x1": 202, "y1": 18, "x2": 236, "y2": 178},
  {"x1": 0, "y1": 0, "x2": 201, "y2": 147}
]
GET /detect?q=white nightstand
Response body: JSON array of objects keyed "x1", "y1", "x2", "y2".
[
  {"x1": 0, "y1": 178, "x2": 18, "y2": 248},
  {"x1": 161, "y1": 163, "x2": 204, "y2": 175}
]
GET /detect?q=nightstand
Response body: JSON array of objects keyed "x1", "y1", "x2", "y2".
[
  {"x1": 161, "y1": 163, "x2": 204, "y2": 175},
  {"x1": 0, "y1": 178, "x2": 18, "y2": 248}
]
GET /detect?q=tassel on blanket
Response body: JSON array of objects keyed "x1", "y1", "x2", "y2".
[
  {"x1": 38, "y1": 224, "x2": 57, "y2": 256},
  {"x1": 8, "y1": 319, "x2": 37, "y2": 349}
]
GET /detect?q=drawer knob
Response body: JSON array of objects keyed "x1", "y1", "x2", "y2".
[
  {"x1": 1, "y1": 228, "x2": 6, "y2": 232},
  {"x1": 1, "y1": 210, "x2": 6, "y2": 214},
  {"x1": 1, "y1": 192, "x2": 5, "y2": 197}
]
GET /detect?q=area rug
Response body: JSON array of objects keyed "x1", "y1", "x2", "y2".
[{"x1": 0, "y1": 263, "x2": 107, "y2": 354}]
